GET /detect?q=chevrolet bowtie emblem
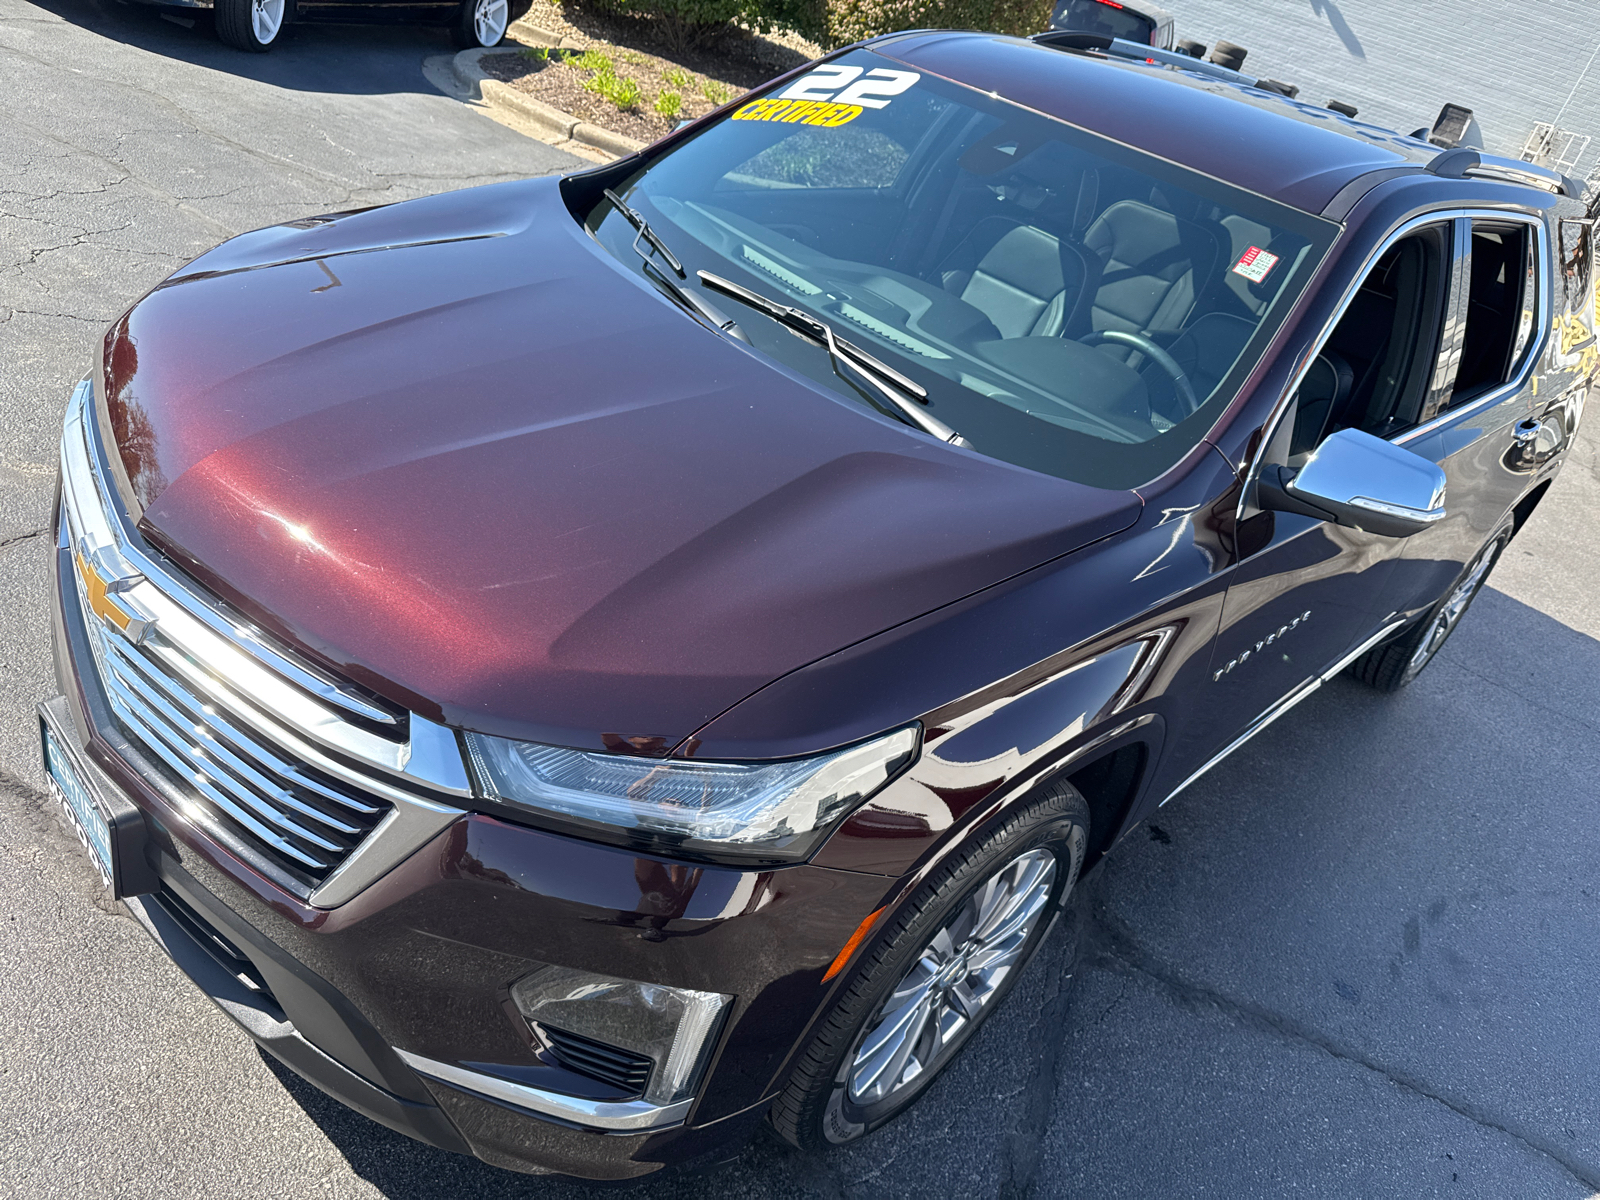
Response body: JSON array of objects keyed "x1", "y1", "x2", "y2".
[{"x1": 75, "y1": 545, "x2": 154, "y2": 644}]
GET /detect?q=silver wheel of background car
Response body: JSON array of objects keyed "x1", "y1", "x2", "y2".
[
  {"x1": 215, "y1": 0, "x2": 287, "y2": 50},
  {"x1": 846, "y1": 848, "x2": 1057, "y2": 1107},
  {"x1": 252, "y1": 0, "x2": 285, "y2": 44},
  {"x1": 473, "y1": 0, "x2": 508, "y2": 45}
]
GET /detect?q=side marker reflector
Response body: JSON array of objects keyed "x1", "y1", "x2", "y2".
[{"x1": 823, "y1": 905, "x2": 886, "y2": 982}]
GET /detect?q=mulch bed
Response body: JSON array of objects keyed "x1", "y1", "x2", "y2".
[{"x1": 481, "y1": 0, "x2": 822, "y2": 143}]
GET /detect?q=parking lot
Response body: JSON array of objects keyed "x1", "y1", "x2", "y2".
[{"x1": 2, "y1": 0, "x2": 1599, "y2": 1195}]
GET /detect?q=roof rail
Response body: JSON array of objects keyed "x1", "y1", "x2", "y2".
[
  {"x1": 1427, "y1": 147, "x2": 1579, "y2": 196},
  {"x1": 1098, "y1": 37, "x2": 1260, "y2": 86}
]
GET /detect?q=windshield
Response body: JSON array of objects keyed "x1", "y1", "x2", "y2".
[{"x1": 583, "y1": 48, "x2": 1336, "y2": 489}]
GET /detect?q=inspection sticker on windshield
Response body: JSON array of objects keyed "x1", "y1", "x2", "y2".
[
  {"x1": 734, "y1": 66, "x2": 922, "y2": 128},
  {"x1": 1232, "y1": 246, "x2": 1280, "y2": 283}
]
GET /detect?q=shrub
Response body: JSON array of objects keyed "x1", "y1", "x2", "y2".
[
  {"x1": 588, "y1": 0, "x2": 747, "y2": 52},
  {"x1": 654, "y1": 89, "x2": 683, "y2": 117},
  {"x1": 572, "y1": 47, "x2": 614, "y2": 72},
  {"x1": 607, "y1": 76, "x2": 643, "y2": 109},
  {"x1": 748, "y1": 0, "x2": 1051, "y2": 48}
]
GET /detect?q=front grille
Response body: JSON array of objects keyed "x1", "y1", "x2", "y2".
[
  {"x1": 79, "y1": 597, "x2": 390, "y2": 889},
  {"x1": 539, "y1": 1025, "x2": 653, "y2": 1096}
]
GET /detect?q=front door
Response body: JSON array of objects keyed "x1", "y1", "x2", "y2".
[
  {"x1": 1208, "y1": 217, "x2": 1461, "y2": 743},
  {"x1": 1373, "y1": 214, "x2": 1547, "y2": 630}
]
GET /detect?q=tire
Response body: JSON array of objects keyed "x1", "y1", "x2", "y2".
[
  {"x1": 768, "y1": 782, "x2": 1089, "y2": 1151},
  {"x1": 451, "y1": 0, "x2": 511, "y2": 48},
  {"x1": 1206, "y1": 40, "x2": 1248, "y2": 71},
  {"x1": 1350, "y1": 517, "x2": 1514, "y2": 693},
  {"x1": 215, "y1": 0, "x2": 287, "y2": 51}
]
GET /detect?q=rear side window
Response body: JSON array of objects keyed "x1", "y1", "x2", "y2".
[{"x1": 1451, "y1": 221, "x2": 1536, "y2": 404}]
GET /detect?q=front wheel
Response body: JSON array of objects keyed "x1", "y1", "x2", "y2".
[
  {"x1": 1350, "y1": 516, "x2": 1514, "y2": 692},
  {"x1": 768, "y1": 782, "x2": 1089, "y2": 1150},
  {"x1": 451, "y1": 0, "x2": 513, "y2": 47},
  {"x1": 215, "y1": 0, "x2": 287, "y2": 51}
]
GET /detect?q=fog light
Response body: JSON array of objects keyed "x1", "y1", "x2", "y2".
[{"x1": 511, "y1": 965, "x2": 730, "y2": 1106}]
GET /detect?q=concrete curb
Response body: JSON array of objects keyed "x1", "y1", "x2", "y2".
[{"x1": 451, "y1": 40, "x2": 647, "y2": 160}]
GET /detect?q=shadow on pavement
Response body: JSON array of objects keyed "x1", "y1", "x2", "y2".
[{"x1": 23, "y1": 0, "x2": 460, "y2": 94}]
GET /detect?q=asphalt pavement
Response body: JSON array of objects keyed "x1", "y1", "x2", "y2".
[{"x1": 3, "y1": 1, "x2": 1599, "y2": 1196}]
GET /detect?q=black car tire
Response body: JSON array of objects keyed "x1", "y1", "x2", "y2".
[
  {"x1": 215, "y1": 0, "x2": 289, "y2": 51},
  {"x1": 1350, "y1": 516, "x2": 1515, "y2": 693},
  {"x1": 768, "y1": 781, "x2": 1089, "y2": 1151}
]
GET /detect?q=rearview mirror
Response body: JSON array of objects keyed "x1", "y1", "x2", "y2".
[{"x1": 1258, "y1": 427, "x2": 1447, "y2": 538}]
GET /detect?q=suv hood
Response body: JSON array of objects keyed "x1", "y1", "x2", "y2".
[{"x1": 102, "y1": 178, "x2": 1140, "y2": 754}]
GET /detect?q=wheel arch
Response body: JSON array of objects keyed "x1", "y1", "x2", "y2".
[{"x1": 1511, "y1": 478, "x2": 1553, "y2": 535}]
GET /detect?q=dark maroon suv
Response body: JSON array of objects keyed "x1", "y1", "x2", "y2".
[{"x1": 40, "y1": 29, "x2": 1590, "y2": 1180}]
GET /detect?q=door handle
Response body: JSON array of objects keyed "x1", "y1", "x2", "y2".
[{"x1": 1512, "y1": 419, "x2": 1544, "y2": 445}]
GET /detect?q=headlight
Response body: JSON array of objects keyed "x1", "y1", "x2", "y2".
[{"x1": 463, "y1": 725, "x2": 919, "y2": 863}]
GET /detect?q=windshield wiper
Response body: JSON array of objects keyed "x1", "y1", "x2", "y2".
[
  {"x1": 603, "y1": 189, "x2": 748, "y2": 343},
  {"x1": 697, "y1": 271, "x2": 968, "y2": 447}
]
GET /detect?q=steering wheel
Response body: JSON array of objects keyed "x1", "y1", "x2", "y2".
[{"x1": 1080, "y1": 330, "x2": 1201, "y2": 416}]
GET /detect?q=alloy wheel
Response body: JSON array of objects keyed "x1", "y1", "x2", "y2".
[
  {"x1": 846, "y1": 848, "x2": 1057, "y2": 1107},
  {"x1": 473, "y1": 0, "x2": 508, "y2": 46},
  {"x1": 1404, "y1": 535, "x2": 1504, "y2": 681},
  {"x1": 251, "y1": 0, "x2": 284, "y2": 44}
]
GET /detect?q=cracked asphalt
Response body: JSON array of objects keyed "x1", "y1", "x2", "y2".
[{"x1": 3, "y1": 1, "x2": 1600, "y2": 1196}]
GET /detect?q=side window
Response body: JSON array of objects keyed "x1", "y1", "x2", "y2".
[
  {"x1": 722, "y1": 127, "x2": 910, "y2": 191},
  {"x1": 1449, "y1": 221, "x2": 1536, "y2": 405},
  {"x1": 1289, "y1": 223, "x2": 1453, "y2": 460}
]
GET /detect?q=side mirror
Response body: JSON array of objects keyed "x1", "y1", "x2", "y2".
[{"x1": 1258, "y1": 427, "x2": 1447, "y2": 538}]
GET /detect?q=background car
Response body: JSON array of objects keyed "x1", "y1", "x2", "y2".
[
  {"x1": 140, "y1": 0, "x2": 533, "y2": 53},
  {"x1": 1048, "y1": 0, "x2": 1176, "y2": 49}
]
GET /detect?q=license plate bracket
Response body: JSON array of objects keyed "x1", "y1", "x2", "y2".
[{"x1": 38, "y1": 698, "x2": 157, "y2": 899}]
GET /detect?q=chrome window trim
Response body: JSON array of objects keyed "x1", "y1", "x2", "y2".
[
  {"x1": 393, "y1": 1049, "x2": 693, "y2": 1132},
  {"x1": 1236, "y1": 207, "x2": 1550, "y2": 521},
  {"x1": 1418, "y1": 217, "x2": 1472, "y2": 424}
]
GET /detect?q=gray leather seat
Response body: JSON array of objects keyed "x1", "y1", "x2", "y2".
[
  {"x1": 938, "y1": 217, "x2": 1099, "y2": 340},
  {"x1": 1083, "y1": 200, "x2": 1224, "y2": 343}
]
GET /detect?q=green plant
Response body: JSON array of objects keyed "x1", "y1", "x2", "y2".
[
  {"x1": 610, "y1": 76, "x2": 643, "y2": 109},
  {"x1": 654, "y1": 89, "x2": 683, "y2": 117},
  {"x1": 663, "y1": 67, "x2": 694, "y2": 90},
  {"x1": 571, "y1": 47, "x2": 614, "y2": 72},
  {"x1": 701, "y1": 79, "x2": 733, "y2": 104}
]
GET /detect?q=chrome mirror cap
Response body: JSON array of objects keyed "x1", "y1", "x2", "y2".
[{"x1": 1262, "y1": 427, "x2": 1447, "y2": 538}]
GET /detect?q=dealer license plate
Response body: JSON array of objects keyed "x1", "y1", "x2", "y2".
[{"x1": 42, "y1": 724, "x2": 114, "y2": 887}]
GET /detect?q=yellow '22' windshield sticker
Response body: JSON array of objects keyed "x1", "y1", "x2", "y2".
[{"x1": 733, "y1": 67, "x2": 922, "y2": 129}]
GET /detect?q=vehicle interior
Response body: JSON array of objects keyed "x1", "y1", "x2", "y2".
[
  {"x1": 678, "y1": 118, "x2": 1311, "y2": 439},
  {"x1": 591, "y1": 55, "x2": 1331, "y2": 486},
  {"x1": 1286, "y1": 219, "x2": 1533, "y2": 464}
]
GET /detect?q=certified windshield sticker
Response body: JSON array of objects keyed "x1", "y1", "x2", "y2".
[
  {"x1": 733, "y1": 98, "x2": 867, "y2": 127},
  {"x1": 735, "y1": 66, "x2": 922, "y2": 126},
  {"x1": 1232, "y1": 246, "x2": 1280, "y2": 283}
]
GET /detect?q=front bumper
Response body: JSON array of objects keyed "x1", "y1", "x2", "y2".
[{"x1": 47, "y1": 492, "x2": 894, "y2": 1179}]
